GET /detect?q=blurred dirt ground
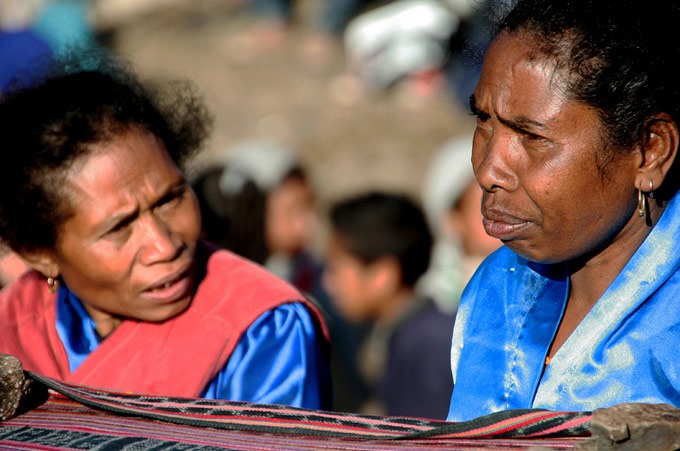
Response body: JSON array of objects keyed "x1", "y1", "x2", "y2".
[{"x1": 104, "y1": 0, "x2": 475, "y2": 232}]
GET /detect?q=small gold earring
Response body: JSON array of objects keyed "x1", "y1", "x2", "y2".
[
  {"x1": 47, "y1": 276, "x2": 59, "y2": 293},
  {"x1": 637, "y1": 183, "x2": 647, "y2": 218}
]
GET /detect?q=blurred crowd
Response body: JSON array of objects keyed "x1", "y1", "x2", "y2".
[
  {"x1": 0, "y1": 0, "x2": 504, "y2": 418},
  {"x1": 0, "y1": 0, "x2": 509, "y2": 104},
  {"x1": 231, "y1": 0, "x2": 511, "y2": 108}
]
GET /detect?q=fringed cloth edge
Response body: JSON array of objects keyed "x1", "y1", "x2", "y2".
[{"x1": 14, "y1": 372, "x2": 591, "y2": 441}]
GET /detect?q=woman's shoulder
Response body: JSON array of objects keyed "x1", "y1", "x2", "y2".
[
  {"x1": 194, "y1": 240, "x2": 293, "y2": 289},
  {"x1": 0, "y1": 270, "x2": 54, "y2": 324},
  {"x1": 1, "y1": 270, "x2": 51, "y2": 301},
  {"x1": 205, "y1": 247, "x2": 302, "y2": 296},
  {"x1": 197, "y1": 246, "x2": 325, "y2": 324}
]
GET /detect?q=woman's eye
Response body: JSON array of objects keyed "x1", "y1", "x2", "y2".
[
  {"x1": 107, "y1": 219, "x2": 133, "y2": 238},
  {"x1": 468, "y1": 96, "x2": 490, "y2": 123},
  {"x1": 157, "y1": 186, "x2": 188, "y2": 211},
  {"x1": 521, "y1": 130, "x2": 548, "y2": 143},
  {"x1": 472, "y1": 111, "x2": 491, "y2": 123}
]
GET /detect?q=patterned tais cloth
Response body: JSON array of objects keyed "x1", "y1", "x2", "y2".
[{"x1": 0, "y1": 372, "x2": 591, "y2": 450}]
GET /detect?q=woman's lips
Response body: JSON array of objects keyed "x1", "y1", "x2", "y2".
[
  {"x1": 482, "y1": 210, "x2": 531, "y2": 240},
  {"x1": 141, "y1": 269, "x2": 192, "y2": 304}
]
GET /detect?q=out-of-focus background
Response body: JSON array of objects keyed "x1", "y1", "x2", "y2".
[
  {"x1": 0, "y1": 0, "x2": 499, "y2": 246},
  {"x1": 103, "y1": 0, "x2": 474, "y2": 206},
  {"x1": 9, "y1": 0, "x2": 484, "y2": 205}
]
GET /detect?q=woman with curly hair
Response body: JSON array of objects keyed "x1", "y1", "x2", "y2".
[{"x1": 0, "y1": 58, "x2": 331, "y2": 409}]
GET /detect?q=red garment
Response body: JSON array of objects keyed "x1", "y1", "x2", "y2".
[{"x1": 0, "y1": 245, "x2": 328, "y2": 397}]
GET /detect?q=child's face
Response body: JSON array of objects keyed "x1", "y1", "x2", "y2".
[
  {"x1": 447, "y1": 181, "x2": 502, "y2": 257},
  {"x1": 265, "y1": 176, "x2": 315, "y2": 255},
  {"x1": 322, "y1": 233, "x2": 381, "y2": 323}
]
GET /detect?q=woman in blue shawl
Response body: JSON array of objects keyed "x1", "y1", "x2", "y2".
[{"x1": 448, "y1": 0, "x2": 680, "y2": 421}]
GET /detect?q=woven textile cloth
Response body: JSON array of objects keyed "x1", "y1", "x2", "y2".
[{"x1": 0, "y1": 372, "x2": 591, "y2": 450}]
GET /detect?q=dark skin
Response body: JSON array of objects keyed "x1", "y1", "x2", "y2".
[
  {"x1": 23, "y1": 129, "x2": 202, "y2": 338},
  {"x1": 471, "y1": 31, "x2": 679, "y2": 360}
]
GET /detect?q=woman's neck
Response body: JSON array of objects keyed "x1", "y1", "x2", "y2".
[
  {"x1": 82, "y1": 305, "x2": 122, "y2": 338},
  {"x1": 549, "y1": 202, "x2": 665, "y2": 357}
]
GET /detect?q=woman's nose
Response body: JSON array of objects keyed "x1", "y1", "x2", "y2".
[
  {"x1": 472, "y1": 130, "x2": 518, "y2": 193},
  {"x1": 138, "y1": 213, "x2": 182, "y2": 265}
]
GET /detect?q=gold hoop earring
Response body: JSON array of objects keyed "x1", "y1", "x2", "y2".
[
  {"x1": 47, "y1": 276, "x2": 59, "y2": 293},
  {"x1": 638, "y1": 184, "x2": 647, "y2": 218}
]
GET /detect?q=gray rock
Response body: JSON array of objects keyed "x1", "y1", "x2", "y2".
[
  {"x1": 576, "y1": 403, "x2": 680, "y2": 450},
  {"x1": 0, "y1": 354, "x2": 48, "y2": 421},
  {"x1": 0, "y1": 354, "x2": 25, "y2": 420}
]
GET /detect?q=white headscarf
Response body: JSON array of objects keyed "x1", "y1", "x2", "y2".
[
  {"x1": 217, "y1": 140, "x2": 299, "y2": 196},
  {"x1": 421, "y1": 134, "x2": 476, "y2": 236},
  {"x1": 418, "y1": 133, "x2": 476, "y2": 313}
]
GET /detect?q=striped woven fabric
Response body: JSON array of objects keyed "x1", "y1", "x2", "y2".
[{"x1": 0, "y1": 372, "x2": 592, "y2": 450}]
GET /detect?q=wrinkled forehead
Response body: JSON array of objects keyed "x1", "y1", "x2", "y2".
[
  {"x1": 481, "y1": 32, "x2": 571, "y2": 102},
  {"x1": 54, "y1": 128, "x2": 173, "y2": 206},
  {"x1": 499, "y1": 29, "x2": 583, "y2": 94}
]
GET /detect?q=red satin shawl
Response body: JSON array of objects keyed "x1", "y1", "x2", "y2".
[{"x1": 0, "y1": 248, "x2": 328, "y2": 397}]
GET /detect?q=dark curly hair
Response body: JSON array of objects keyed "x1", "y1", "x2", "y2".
[
  {"x1": 497, "y1": 0, "x2": 680, "y2": 197},
  {"x1": 0, "y1": 54, "x2": 213, "y2": 255}
]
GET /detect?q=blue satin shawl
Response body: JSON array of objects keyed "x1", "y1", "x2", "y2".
[
  {"x1": 55, "y1": 288, "x2": 330, "y2": 409},
  {"x1": 448, "y1": 193, "x2": 680, "y2": 421}
]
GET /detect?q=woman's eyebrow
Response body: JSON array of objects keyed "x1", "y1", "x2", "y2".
[
  {"x1": 470, "y1": 94, "x2": 549, "y2": 133},
  {"x1": 150, "y1": 180, "x2": 188, "y2": 208},
  {"x1": 97, "y1": 205, "x2": 139, "y2": 234},
  {"x1": 498, "y1": 114, "x2": 548, "y2": 134}
]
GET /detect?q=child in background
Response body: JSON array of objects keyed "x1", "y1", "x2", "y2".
[
  {"x1": 191, "y1": 140, "x2": 319, "y2": 287},
  {"x1": 191, "y1": 140, "x2": 366, "y2": 412},
  {"x1": 418, "y1": 134, "x2": 502, "y2": 314},
  {"x1": 323, "y1": 191, "x2": 454, "y2": 419}
]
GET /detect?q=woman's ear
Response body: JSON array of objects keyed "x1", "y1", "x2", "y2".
[
  {"x1": 19, "y1": 249, "x2": 59, "y2": 279},
  {"x1": 639, "y1": 113, "x2": 679, "y2": 188}
]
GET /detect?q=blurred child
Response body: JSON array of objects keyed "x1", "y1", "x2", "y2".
[
  {"x1": 191, "y1": 140, "x2": 366, "y2": 412},
  {"x1": 323, "y1": 191, "x2": 454, "y2": 419},
  {"x1": 192, "y1": 140, "x2": 322, "y2": 293},
  {"x1": 418, "y1": 134, "x2": 502, "y2": 314}
]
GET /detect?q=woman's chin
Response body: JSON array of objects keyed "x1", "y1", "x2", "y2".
[
  {"x1": 137, "y1": 296, "x2": 194, "y2": 323},
  {"x1": 504, "y1": 241, "x2": 566, "y2": 265}
]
